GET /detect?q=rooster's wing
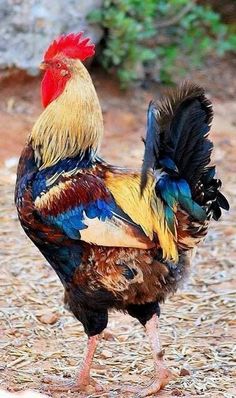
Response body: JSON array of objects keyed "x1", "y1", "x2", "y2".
[{"x1": 33, "y1": 171, "x2": 155, "y2": 249}]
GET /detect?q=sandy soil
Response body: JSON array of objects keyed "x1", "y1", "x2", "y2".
[{"x1": 0, "y1": 66, "x2": 235, "y2": 398}]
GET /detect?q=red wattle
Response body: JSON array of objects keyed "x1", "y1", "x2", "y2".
[{"x1": 41, "y1": 69, "x2": 68, "y2": 108}]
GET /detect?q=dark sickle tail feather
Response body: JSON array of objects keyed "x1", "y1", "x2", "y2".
[
  {"x1": 141, "y1": 101, "x2": 160, "y2": 194},
  {"x1": 141, "y1": 82, "x2": 229, "y2": 221}
]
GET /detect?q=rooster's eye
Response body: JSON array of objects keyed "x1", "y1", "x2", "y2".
[{"x1": 56, "y1": 62, "x2": 62, "y2": 69}]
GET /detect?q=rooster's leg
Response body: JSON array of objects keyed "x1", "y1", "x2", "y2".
[
  {"x1": 121, "y1": 314, "x2": 172, "y2": 397},
  {"x1": 140, "y1": 313, "x2": 172, "y2": 396},
  {"x1": 43, "y1": 334, "x2": 103, "y2": 393}
]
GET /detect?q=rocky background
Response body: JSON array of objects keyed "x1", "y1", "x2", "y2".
[{"x1": 0, "y1": 0, "x2": 102, "y2": 74}]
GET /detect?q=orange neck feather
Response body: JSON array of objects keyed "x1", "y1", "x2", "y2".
[{"x1": 30, "y1": 61, "x2": 104, "y2": 169}]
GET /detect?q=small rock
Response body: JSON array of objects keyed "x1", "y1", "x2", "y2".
[
  {"x1": 13, "y1": 339, "x2": 23, "y2": 347},
  {"x1": 102, "y1": 330, "x2": 115, "y2": 341},
  {"x1": 7, "y1": 328, "x2": 19, "y2": 336},
  {"x1": 179, "y1": 367, "x2": 191, "y2": 376},
  {"x1": 171, "y1": 388, "x2": 184, "y2": 396},
  {"x1": 117, "y1": 335, "x2": 127, "y2": 342},
  {"x1": 23, "y1": 330, "x2": 31, "y2": 337},
  {"x1": 38, "y1": 312, "x2": 59, "y2": 325},
  {"x1": 101, "y1": 349, "x2": 113, "y2": 359},
  {"x1": 5, "y1": 157, "x2": 19, "y2": 169},
  {"x1": 67, "y1": 358, "x2": 77, "y2": 366},
  {"x1": 224, "y1": 227, "x2": 235, "y2": 236}
]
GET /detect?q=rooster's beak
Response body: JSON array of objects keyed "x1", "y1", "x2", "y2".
[{"x1": 39, "y1": 61, "x2": 48, "y2": 70}]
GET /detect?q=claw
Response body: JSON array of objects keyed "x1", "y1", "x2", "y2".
[
  {"x1": 42, "y1": 374, "x2": 104, "y2": 393},
  {"x1": 134, "y1": 368, "x2": 172, "y2": 397},
  {"x1": 119, "y1": 367, "x2": 172, "y2": 397},
  {"x1": 42, "y1": 334, "x2": 101, "y2": 393}
]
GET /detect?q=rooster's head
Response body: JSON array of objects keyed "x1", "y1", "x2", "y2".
[{"x1": 40, "y1": 32, "x2": 95, "y2": 108}]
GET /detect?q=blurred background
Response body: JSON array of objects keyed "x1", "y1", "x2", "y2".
[{"x1": 0, "y1": 1, "x2": 235, "y2": 397}]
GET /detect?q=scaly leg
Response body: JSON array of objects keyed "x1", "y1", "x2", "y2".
[
  {"x1": 43, "y1": 334, "x2": 103, "y2": 393},
  {"x1": 121, "y1": 314, "x2": 172, "y2": 397},
  {"x1": 141, "y1": 313, "x2": 172, "y2": 396}
]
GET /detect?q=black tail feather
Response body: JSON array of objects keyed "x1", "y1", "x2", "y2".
[
  {"x1": 197, "y1": 167, "x2": 229, "y2": 220},
  {"x1": 141, "y1": 101, "x2": 161, "y2": 193},
  {"x1": 157, "y1": 82, "x2": 213, "y2": 188},
  {"x1": 141, "y1": 81, "x2": 229, "y2": 219}
]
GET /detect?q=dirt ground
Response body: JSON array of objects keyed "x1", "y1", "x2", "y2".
[{"x1": 0, "y1": 64, "x2": 235, "y2": 398}]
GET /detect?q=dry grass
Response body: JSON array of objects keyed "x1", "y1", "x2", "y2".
[{"x1": 0, "y1": 101, "x2": 235, "y2": 398}]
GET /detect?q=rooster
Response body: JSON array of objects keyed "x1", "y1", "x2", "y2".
[{"x1": 15, "y1": 32, "x2": 229, "y2": 397}]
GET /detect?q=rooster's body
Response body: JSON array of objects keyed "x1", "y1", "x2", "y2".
[{"x1": 15, "y1": 33, "x2": 229, "y2": 396}]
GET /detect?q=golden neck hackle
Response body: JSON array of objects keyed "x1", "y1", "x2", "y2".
[{"x1": 30, "y1": 61, "x2": 104, "y2": 169}]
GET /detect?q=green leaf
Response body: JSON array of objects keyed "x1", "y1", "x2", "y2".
[{"x1": 88, "y1": 0, "x2": 236, "y2": 86}]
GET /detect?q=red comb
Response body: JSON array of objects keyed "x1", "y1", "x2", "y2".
[{"x1": 44, "y1": 32, "x2": 95, "y2": 62}]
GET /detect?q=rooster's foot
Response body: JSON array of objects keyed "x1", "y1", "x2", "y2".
[
  {"x1": 120, "y1": 367, "x2": 172, "y2": 397},
  {"x1": 42, "y1": 374, "x2": 104, "y2": 393}
]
